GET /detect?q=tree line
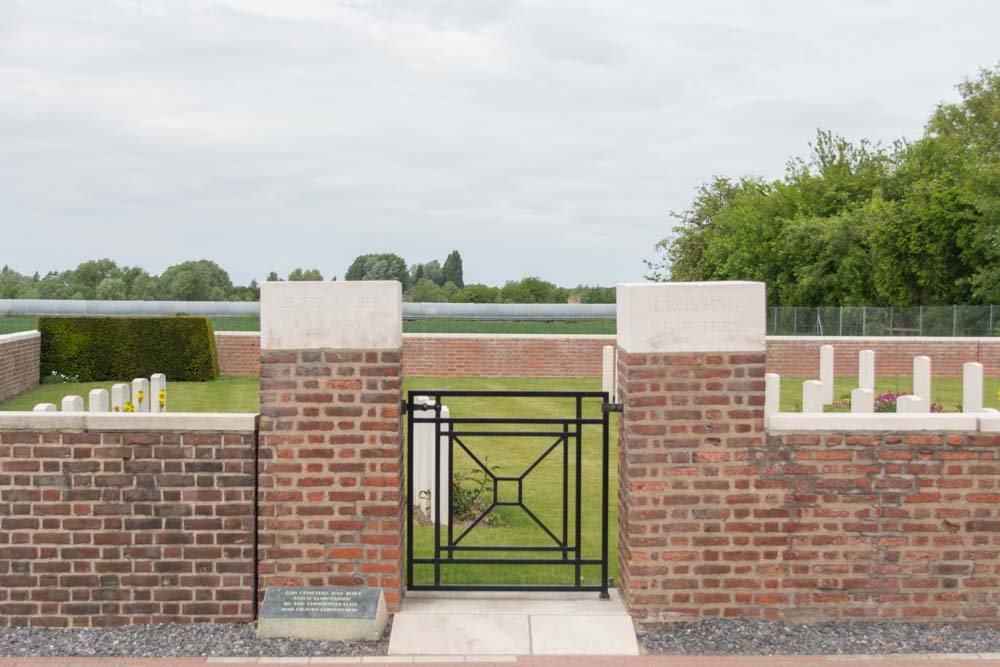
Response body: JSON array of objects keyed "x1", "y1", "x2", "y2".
[
  {"x1": 0, "y1": 250, "x2": 615, "y2": 304},
  {"x1": 646, "y1": 65, "x2": 1000, "y2": 307}
]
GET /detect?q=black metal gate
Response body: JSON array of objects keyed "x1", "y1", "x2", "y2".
[{"x1": 405, "y1": 390, "x2": 613, "y2": 598}]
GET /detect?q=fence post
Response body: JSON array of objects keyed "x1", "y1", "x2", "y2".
[
  {"x1": 919, "y1": 305, "x2": 923, "y2": 336},
  {"x1": 953, "y1": 304, "x2": 958, "y2": 336},
  {"x1": 889, "y1": 307, "x2": 893, "y2": 336},
  {"x1": 838, "y1": 307, "x2": 843, "y2": 336},
  {"x1": 862, "y1": 306, "x2": 867, "y2": 336},
  {"x1": 793, "y1": 307, "x2": 797, "y2": 335}
]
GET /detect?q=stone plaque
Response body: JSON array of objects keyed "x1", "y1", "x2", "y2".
[
  {"x1": 617, "y1": 281, "x2": 766, "y2": 353},
  {"x1": 260, "y1": 281, "x2": 402, "y2": 350},
  {"x1": 257, "y1": 586, "x2": 388, "y2": 641}
]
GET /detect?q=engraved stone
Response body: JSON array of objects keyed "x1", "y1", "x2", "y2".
[
  {"x1": 851, "y1": 388, "x2": 874, "y2": 414},
  {"x1": 802, "y1": 380, "x2": 824, "y2": 414},
  {"x1": 111, "y1": 383, "x2": 130, "y2": 412},
  {"x1": 859, "y1": 349, "x2": 875, "y2": 392},
  {"x1": 819, "y1": 345, "x2": 834, "y2": 405},
  {"x1": 61, "y1": 395, "x2": 84, "y2": 412},
  {"x1": 257, "y1": 586, "x2": 387, "y2": 642},
  {"x1": 89, "y1": 388, "x2": 109, "y2": 412},
  {"x1": 963, "y1": 362, "x2": 983, "y2": 412}
]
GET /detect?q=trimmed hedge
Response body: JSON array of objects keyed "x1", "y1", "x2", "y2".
[{"x1": 39, "y1": 316, "x2": 219, "y2": 382}]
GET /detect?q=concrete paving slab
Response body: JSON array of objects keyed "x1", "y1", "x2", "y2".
[
  {"x1": 388, "y1": 612, "x2": 531, "y2": 656},
  {"x1": 399, "y1": 591, "x2": 628, "y2": 616},
  {"x1": 530, "y1": 614, "x2": 639, "y2": 656}
]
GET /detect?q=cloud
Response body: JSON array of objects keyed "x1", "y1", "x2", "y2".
[{"x1": 2, "y1": 0, "x2": 998, "y2": 285}]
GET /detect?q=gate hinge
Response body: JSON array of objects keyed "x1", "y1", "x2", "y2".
[
  {"x1": 602, "y1": 402, "x2": 623, "y2": 414},
  {"x1": 400, "y1": 399, "x2": 408, "y2": 415}
]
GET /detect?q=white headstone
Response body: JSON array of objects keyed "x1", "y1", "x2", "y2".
[
  {"x1": 897, "y1": 394, "x2": 927, "y2": 413},
  {"x1": 411, "y1": 397, "x2": 450, "y2": 526},
  {"x1": 819, "y1": 345, "x2": 834, "y2": 405},
  {"x1": 111, "y1": 383, "x2": 130, "y2": 412},
  {"x1": 261, "y1": 281, "x2": 403, "y2": 350},
  {"x1": 602, "y1": 346, "x2": 615, "y2": 401},
  {"x1": 150, "y1": 373, "x2": 167, "y2": 413},
  {"x1": 850, "y1": 388, "x2": 874, "y2": 414},
  {"x1": 913, "y1": 356, "x2": 931, "y2": 405},
  {"x1": 802, "y1": 380, "x2": 824, "y2": 414},
  {"x1": 61, "y1": 395, "x2": 84, "y2": 412},
  {"x1": 88, "y1": 388, "x2": 110, "y2": 413},
  {"x1": 963, "y1": 362, "x2": 984, "y2": 413},
  {"x1": 132, "y1": 378, "x2": 151, "y2": 412},
  {"x1": 615, "y1": 281, "x2": 766, "y2": 353},
  {"x1": 859, "y1": 349, "x2": 875, "y2": 392},
  {"x1": 33, "y1": 403, "x2": 57, "y2": 412},
  {"x1": 764, "y1": 373, "x2": 780, "y2": 416}
]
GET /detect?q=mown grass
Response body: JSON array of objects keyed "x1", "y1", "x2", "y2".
[
  {"x1": 0, "y1": 376, "x2": 260, "y2": 412},
  {"x1": 778, "y1": 376, "x2": 1000, "y2": 412}
]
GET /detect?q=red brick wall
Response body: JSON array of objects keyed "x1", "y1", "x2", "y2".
[
  {"x1": 257, "y1": 348, "x2": 404, "y2": 611},
  {"x1": 616, "y1": 346, "x2": 1000, "y2": 623},
  {"x1": 215, "y1": 333, "x2": 1000, "y2": 379},
  {"x1": 215, "y1": 332, "x2": 261, "y2": 377},
  {"x1": 0, "y1": 332, "x2": 40, "y2": 403},
  {"x1": 0, "y1": 427, "x2": 256, "y2": 628}
]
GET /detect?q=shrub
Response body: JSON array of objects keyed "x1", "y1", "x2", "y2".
[{"x1": 39, "y1": 316, "x2": 219, "y2": 382}]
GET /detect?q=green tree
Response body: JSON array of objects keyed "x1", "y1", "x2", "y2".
[
  {"x1": 443, "y1": 250, "x2": 464, "y2": 288},
  {"x1": 422, "y1": 260, "x2": 444, "y2": 286},
  {"x1": 407, "y1": 278, "x2": 444, "y2": 302},
  {"x1": 345, "y1": 253, "x2": 409, "y2": 289},
  {"x1": 288, "y1": 268, "x2": 323, "y2": 281},
  {"x1": 266, "y1": 271, "x2": 281, "y2": 282},
  {"x1": 157, "y1": 260, "x2": 233, "y2": 301},
  {"x1": 456, "y1": 283, "x2": 500, "y2": 303},
  {"x1": 95, "y1": 276, "x2": 128, "y2": 300},
  {"x1": 500, "y1": 277, "x2": 556, "y2": 304},
  {"x1": 440, "y1": 281, "x2": 461, "y2": 301}
]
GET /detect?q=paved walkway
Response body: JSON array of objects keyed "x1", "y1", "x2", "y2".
[
  {"x1": 4, "y1": 655, "x2": 1000, "y2": 666},
  {"x1": 388, "y1": 591, "x2": 638, "y2": 656}
]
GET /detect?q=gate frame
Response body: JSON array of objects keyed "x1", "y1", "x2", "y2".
[{"x1": 404, "y1": 389, "x2": 614, "y2": 599}]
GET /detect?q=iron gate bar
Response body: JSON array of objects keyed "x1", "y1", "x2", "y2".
[{"x1": 406, "y1": 389, "x2": 611, "y2": 598}]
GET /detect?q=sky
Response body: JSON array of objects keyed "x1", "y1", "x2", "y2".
[{"x1": 2, "y1": 0, "x2": 998, "y2": 288}]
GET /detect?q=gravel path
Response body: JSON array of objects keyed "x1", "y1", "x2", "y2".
[
  {"x1": 640, "y1": 619, "x2": 1000, "y2": 655},
  {"x1": 0, "y1": 622, "x2": 389, "y2": 658}
]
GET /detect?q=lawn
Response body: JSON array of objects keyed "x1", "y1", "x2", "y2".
[
  {"x1": 778, "y1": 376, "x2": 1000, "y2": 412},
  {"x1": 0, "y1": 376, "x2": 260, "y2": 412}
]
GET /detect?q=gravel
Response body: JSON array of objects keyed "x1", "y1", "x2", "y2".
[
  {"x1": 0, "y1": 621, "x2": 389, "y2": 658},
  {"x1": 639, "y1": 619, "x2": 1000, "y2": 655}
]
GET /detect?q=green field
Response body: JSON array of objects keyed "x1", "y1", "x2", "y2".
[{"x1": 778, "y1": 376, "x2": 1000, "y2": 412}]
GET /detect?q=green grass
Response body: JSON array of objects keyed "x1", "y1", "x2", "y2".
[
  {"x1": 0, "y1": 317, "x2": 37, "y2": 335},
  {"x1": 779, "y1": 376, "x2": 1000, "y2": 412},
  {"x1": 403, "y1": 319, "x2": 616, "y2": 335},
  {"x1": 0, "y1": 376, "x2": 260, "y2": 412},
  {"x1": 403, "y1": 377, "x2": 617, "y2": 589}
]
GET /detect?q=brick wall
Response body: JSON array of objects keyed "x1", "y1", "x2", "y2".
[
  {"x1": 616, "y1": 350, "x2": 767, "y2": 624},
  {"x1": 215, "y1": 332, "x2": 261, "y2": 377},
  {"x1": 0, "y1": 332, "x2": 40, "y2": 403},
  {"x1": 0, "y1": 415, "x2": 257, "y2": 627},
  {"x1": 215, "y1": 332, "x2": 1000, "y2": 379},
  {"x1": 616, "y1": 351, "x2": 1000, "y2": 623},
  {"x1": 257, "y1": 349, "x2": 404, "y2": 611}
]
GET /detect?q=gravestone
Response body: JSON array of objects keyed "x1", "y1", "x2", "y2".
[
  {"x1": 111, "y1": 383, "x2": 130, "y2": 412},
  {"x1": 89, "y1": 388, "x2": 109, "y2": 412},
  {"x1": 61, "y1": 395, "x2": 84, "y2": 412},
  {"x1": 150, "y1": 373, "x2": 167, "y2": 413},
  {"x1": 132, "y1": 378, "x2": 151, "y2": 412},
  {"x1": 257, "y1": 586, "x2": 387, "y2": 641}
]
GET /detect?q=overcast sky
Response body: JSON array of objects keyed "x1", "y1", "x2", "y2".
[{"x1": 2, "y1": 1, "x2": 998, "y2": 287}]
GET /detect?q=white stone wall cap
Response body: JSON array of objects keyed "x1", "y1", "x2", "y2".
[
  {"x1": 0, "y1": 330, "x2": 41, "y2": 344},
  {"x1": 767, "y1": 335, "x2": 991, "y2": 343},
  {"x1": 617, "y1": 281, "x2": 766, "y2": 353},
  {"x1": 979, "y1": 414, "x2": 1000, "y2": 433},
  {"x1": 767, "y1": 412, "x2": 979, "y2": 432},
  {"x1": 403, "y1": 332, "x2": 618, "y2": 341},
  {"x1": 261, "y1": 281, "x2": 402, "y2": 350},
  {"x1": 0, "y1": 412, "x2": 257, "y2": 431},
  {"x1": 214, "y1": 331, "x2": 261, "y2": 338}
]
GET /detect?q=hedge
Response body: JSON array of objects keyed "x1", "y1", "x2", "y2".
[{"x1": 39, "y1": 316, "x2": 219, "y2": 382}]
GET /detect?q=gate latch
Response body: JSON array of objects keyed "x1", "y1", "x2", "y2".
[{"x1": 602, "y1": 402, "x2": 623, "y2": 414}]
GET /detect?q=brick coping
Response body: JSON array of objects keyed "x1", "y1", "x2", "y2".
[
  {"x1": 766, "y1": 412, "x2": 998, "y2": 432},
  {"x1": 0, "y1": 330, "x2": 40, "y2": 344}
]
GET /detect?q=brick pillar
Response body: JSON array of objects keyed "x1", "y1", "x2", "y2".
[
  {"x1": 257, "y1": 281, "x2": 404, "y2": 611},
  {"x1": 616, "y1": 281, "x2": 767, "y2": 624}
]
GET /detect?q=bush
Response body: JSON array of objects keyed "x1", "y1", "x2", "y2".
[{"x1": 39, "y1": 316, "x2": 219, "y2": 382}]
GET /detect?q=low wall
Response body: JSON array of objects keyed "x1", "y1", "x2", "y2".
[
  {"x1": 213, "y1": 332, "x2": 1000, "y2": 379},
  {"x1": 0, "y1": 413, "x2": 258, "y2": 628},
  {"x1": 621, "y1": 410, "x2": 1000, "y2": 624},
  {"x1": 0, "y1": 332, "x2": 40, "y2": 403}
]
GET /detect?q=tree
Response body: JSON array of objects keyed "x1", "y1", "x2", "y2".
[
  {"x1": 345, "y1": 253, "x2": 409, "y2": 289},
  {"x1": 443, "y1": 250, "x2": 464, "y2": 288},
  {"x1": 95, "y1": 276, "x2": 128, "y2": 300},
  {"x1": 266, "y1": 271, "x2": 281, "y2": 282},
  {"x1": 440, "y1": 281, "x2": 461, "y2": 301},
  {"x1": 500, "y1": 277, "x2": 557, "y2": 304},
  {"x1": 422, "y1": 260, "x2": 444, "y2": 286},
  {"x1": 288, "y1": 268, "x2": 323, "y2": 281},
  {"x1": 157, "y1": 260, "x2": 233, "y2": 301},
  {"x1": 456, "y1": 284, "x2": 500, "y2": 303},
  {"x1": 407, "y1": 278, "x2": 444, "y2": 302}
]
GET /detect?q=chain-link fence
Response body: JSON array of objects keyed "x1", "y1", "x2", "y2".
[{"x1": 768, "y1": 305, "x2": 1000, "y2": 336}]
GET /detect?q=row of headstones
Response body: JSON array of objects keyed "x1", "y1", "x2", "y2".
[
  {"x1": 764, "y1": 346, "x2": 995, "y2": 415},
  {"x1": 32, "y1": 374, "x2": 167, "y2": 414}
]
